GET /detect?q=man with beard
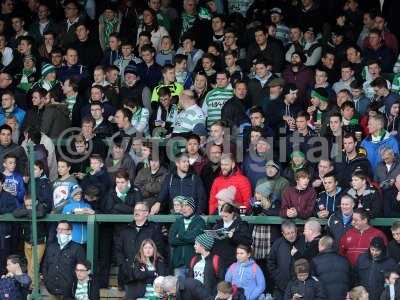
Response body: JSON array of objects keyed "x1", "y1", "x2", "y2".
[
  {"x1": 208, "y1": 153, "x2": 252, "y2": 214},
  {"x1": 335, "y1": 133, "x2": 372, "y2": 188},
  {"x1": 268, "y1": 220, "x2": 305, "y2": 300},
  {"x1": 282, "y1": 52, "x2": 314, "y2": 107},
  {"x1": 200, "y1": 144, "x2": 222, "y2": 200},
  {"x1": 159, "y1": 152, "x2": 206, "y2": 214}
]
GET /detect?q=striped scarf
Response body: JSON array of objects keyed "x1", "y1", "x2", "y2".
[{"x1": 104, "y1": 17, "x2": 118, "y2": 47}]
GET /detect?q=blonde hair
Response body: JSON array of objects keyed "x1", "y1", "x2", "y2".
[{"x1": 349, "y1": 286, "x2": 368, "y2": 300}]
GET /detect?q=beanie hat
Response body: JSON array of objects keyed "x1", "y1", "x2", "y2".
[
  {"x1": 216, "y1": 186, "x2": 237, "y2": 203},
  {"x1": 265, "y1": 160, "x2": 280, "y2": 171},
  {"x1": 255, "y1": 183, "x2": 272, "y2": 198},
  {"x1": 41, "y1": 63, "x2": 56, "y2": 77},
  {"x1": 311, "y1": 88, "x2": 329, "y2": 102},
  {"x1": 282, "y1": 83, "x2": 298, "y2": 96},
  {"x1": 71, "y1": 185, "x2": 83, "y2": 198},
  {"x1": 195, "y1": 233, "x2": 215, "y2": 251},
  {"x1": 24, "y1": 54, "x2": 36, "y2": 63},
  {"x1": 181, "y1": 196, "x2": 196, "y2": 211},
  {"x1": 370, "y1": 236, "x2": 385, "y2": 252},
  {"x1": 124, "y1": 64, "x2": 139, "y2": 76},
  {"x1": 291, "y1": 150, "x2": 305, "y2": 159}
]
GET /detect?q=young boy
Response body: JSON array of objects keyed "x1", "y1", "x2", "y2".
[
  {"x1": 2, "y1": 154, "x2": 25, "y2": 208},
  {"x1": 188, "y1": 233, "x2": 221, "y2": 295},
  {"x1": 169, "y1": 197, "x2": 206, "y2": 278},
  {"x1": 284, "y1": 258, "x2": 325, "y2": 299},
  {"x1": 62, "y1": 185, "x2": 94, "y2": 245},
  {"x1": 13, "y1": 194, "x2": 47, "y2": 285},
  {"x1": 52, "y1": 159, "x2": 78, "y2": 213},
  {"x1": 174, "y1": 54, "x2": 193, "y2": 89},
  {"x1": 156, "y1": 35, "x2": 175, "y2": 66},
  {"x1": 114, "y1": 39, "x2": 142, "y2": 83}
]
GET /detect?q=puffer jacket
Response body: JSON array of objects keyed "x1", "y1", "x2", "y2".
[{"x1": 311, "y1": 249, "x2": 351, "y2": 300}]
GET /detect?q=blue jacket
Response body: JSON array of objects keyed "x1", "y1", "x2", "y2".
[
  {"x1": 225, "y1": 259, "x2": 266, "y2": 300},
  {"x1": 62, "y1": 200, "x2": 92, "y2": 244},
  {"x1": 361, "y1": 132, "x2": 399, "y2": 170},
  {"x1": 3, "y1": 172, "x2": 25, "y2": 208},
  {"x1": 0, "y1": 106, "x2": 26, "y2": 127}
]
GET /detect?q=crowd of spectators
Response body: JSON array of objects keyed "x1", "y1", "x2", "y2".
[{"x1": 1, "y1": 0, "x2": 400, "y2": 299}]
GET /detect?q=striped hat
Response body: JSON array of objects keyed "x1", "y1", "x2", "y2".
[
  {"x1": 195, "y1": 233, "x2": 214, "y2": 251},
  {"x1": 181, "y1": 196, "x2": 196, "y2": 211},
  {"x1": 41, "y1": 63, "x2": 56, "y2": 77}
]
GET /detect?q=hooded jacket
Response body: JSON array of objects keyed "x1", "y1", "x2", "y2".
[
  {"x1": 374, "y1": 157, "x2": 400, "y2": 184},
  {"x1": 280, "y1": 185, "x2": 316, "y2": 219},
  {"x1": 209, "y1": 167, "x2": 252, "y2": 214},
  {"x1": 355, "y1": 250, "x2": 397, "y2": 300},
  {"x1": 225, "y1": 259, "x2": 266, "y2": 300},
  {"x1": 346, "y1": 186, "x2": 382, "y2": 218},
  {"x1": 315, "y1": 187, "x2": 344, "y2": 216},
  {"x1": 361, "y1": 131, "x2": 399, "y2": 170}
]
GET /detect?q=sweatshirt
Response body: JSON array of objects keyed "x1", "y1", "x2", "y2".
[
  {"x1": 62, "y1": 200, "x2": 92, "y2": 244},
  {"x1": 3, "y1": 171, "x2": 25, "y2": 208},
  {"x1": 280, "y1": 185, "x2": 316, "y2": 219},
  {"x1": 52, "y1": 175, "x2": 78, "y2": 213}
]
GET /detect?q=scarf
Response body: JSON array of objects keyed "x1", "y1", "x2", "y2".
[
  {"x1": 17, "y1": 68, "x2": 36, "y2": 92},
  {"x1": 104, "y1": 17, "x2": 118, "y2": 47},
  {"x1": 40, "y1": 78, "x2": 59, "y2": 91},
  {"x1": 116, "y1": 183, "x2": 131, "y2": 202},
  {"x1": 181, "y1": 12, "x2": 196, "y2": 37}
]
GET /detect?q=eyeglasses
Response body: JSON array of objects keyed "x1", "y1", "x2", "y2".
[{"x1": 75, "y1": 268, "x2": 88, "y2": 272}]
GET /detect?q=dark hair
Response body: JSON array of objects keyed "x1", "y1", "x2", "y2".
[
  {"x1": 115, "y1": 170, "x2": 130, "y2": 181},
  {"x1": 81, "y1": 116, "x2": 95, "y2": 127},
  {"x1": 0, "y1": 124, "x2": 12, "y2": 134},
  {"x1": 350, "y1": 79, "x2": 363, "y2": 90},
  {"x1": 3, "y1": 153, "x2": 16, "y2": 162},
  {"x1": 254, "y1": 25, "x2": 267, "y2": 35},
  {"x1": 186, "y1": 133, "x2": 200, "y2": 144},
  {"x1": 141, "y1": 44, "x2": 156, "y2": 54},
  {"x1": 353, "y1": 207, "x2": 370, "y2": 222},
  {"x1": 117, "y1": 108, "x2": 133, "y2": 122},
  {"x1": 323, "y1": 170, "x2": 337, "y2": 181},
  {"x1": 76, "y1": 259, "x2": 92, "y2": 271},
  {"x1": 341, "y1": 101, "x2": 355, "y2": 110},
  {"x1": 249, "y1": 106, "x2": 265, "y2": 118},
  {"x1": 296, "y1": 111, "x2": 310, "y2": 121},
  {"x1": 162, "y1": 63, "x2": 175, "y2": 74},
  {"x1": 90, "y1": 153, "x2": 103, "y2": 163},
  {"x1": 120, "y1": 39, "x2": 134, "y2": 47},
  {"x1": 341, "y1": 61, "x2": 353, "y2": 70},
  {"x1": 58, "y1": 220, "x2": 73, "y2": 230},
  {"x1": 158, "y1": 86, "x2": 171, "y2": 97},
  {"x1": 34, "y1": 160, "x2": 46, "y2": 171},
  {"x1": 174, "y1": 54, "x2": 187, "y2": 64},
  {"x1": 330, "y1": 112, "x2": 342, "y2": 122},
  {"x1": 237, "y1": 244, "x2": 251, "y2": 254},
  {"x1": 370, "y1": 77, "x2": 388, "y2": 89},
  {"x1": 57, "y1": 158, "x2": 71, "y2": 168},
  {"x1": 220, "y1": 203, "x2": 238, "y2": 215}
]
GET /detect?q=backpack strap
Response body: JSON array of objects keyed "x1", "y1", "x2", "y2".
[
  {"x1": 212, "y1": 255, "x2": 220, "y2": 275},
  {"x1": 252, "y1": 263, "x2": 257, "y2": 279},
  {"x1": 189, "y1": 255, "x2": 198, "y2": 270}
]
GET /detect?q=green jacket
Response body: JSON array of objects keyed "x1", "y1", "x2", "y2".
[{"x1": 169, "y1": 215, "x2": 205, "y2": 268}]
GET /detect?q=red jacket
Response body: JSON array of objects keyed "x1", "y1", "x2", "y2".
[
  {"x1": 280, "y1": 185, "x2": 316, "y2": 219},
  {"x1": 339, "y1": 226, "x2": 388, "y2": 266},
  {"x1": 209, "y1": 168, "x2": 252, "y2": 214}
]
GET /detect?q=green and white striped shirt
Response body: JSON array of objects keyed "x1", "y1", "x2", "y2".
[
  {"x1": 75, "y1": 280, "x2": 89, "y2": 300},
  {"x1": 173, "y1": 104, "x2": 205, "y2": 134},
  {"x1": 202, "y1": 87, "x2": 233, "y2": 128}
]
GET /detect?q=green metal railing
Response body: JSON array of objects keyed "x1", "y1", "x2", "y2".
[{"x1": 9, "y1": 144, "x2": 399, "y2": 299}]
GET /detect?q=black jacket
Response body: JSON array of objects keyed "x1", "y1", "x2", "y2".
[
  {"x1": 104, "y1": 185, "x2": 142, "y2": 214},
  {"x1": 80, "y1": 167, "x2": 112, "y2": 200},
  {"x1": 267, "y1": 236, "x2": 306, "y2": 292},
  {"x1": 355, "y1": 251, "x2": 398, "y2": 300},
  {"x1": 346, "y1": 186, "x2": 383, "y2": 218},
  {"x1": 284, "y1": 276, "x2": 326, "y2": 300},
  {"x1": 42, "y1": 241, "x2": 86, "y2": 296},
  {"x1": 335, "y1": 151, "x2": 373, "y2": 189},
  {"x1": 311, "y1": 249, "x2": 351, "y2": 300},
  {"x1": 158, "y1": 170, "x2": 207, "y2": 214},
  {"x1": 64, "y1": 275, "x2": 100, "y2": 300},
  {"x1": 124, "y1": 258, "x2": 167, "y2": 299},
  {"x1": 13, "y1": 202, "x2": 47, "y2": 244},
  {"x1": 200, "y1": 162, "x2": 221, "y2": 200},
  {"x1": 387, "y1": 240, "x2": 400, "y2": 263},
  {"x1": 188, "y1": 254, "x2": 223, "y2": 296},
  {"x1": 115, "y1": 221, "x2": 166, "y2": 283},
  {"x1": 380, "y1": 280, "x2": 400, "y2": 300},
  {"x1": 382, "y1": 187, "x2": 400, "y2": 217},
  {"x1": 175, "y1": 277, "x2": 214, "y2": 300},
  {"x1": 221, "y1": 96, "x2": 250, "y2": 129},
  {"x1": 0, "y1": 190, "x2": 17, "y2": 248},
  {"x1": 211, "y1": 217, "x2": 252, "y2": 273},
  {"x1": 246, "y1": 39, "x2": 285, "y2": 73}
]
